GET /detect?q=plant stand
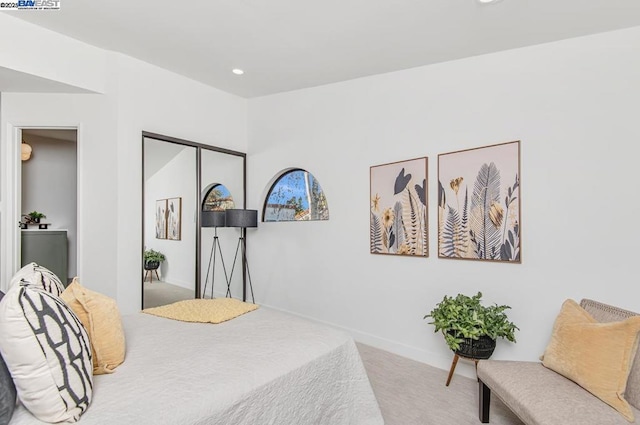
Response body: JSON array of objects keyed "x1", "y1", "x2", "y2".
[
  {"x1": 144, "y1": 269, "x2": 160, "y2": 283},
  {"x1": 446, "y1": 353, "x2": 479, "y2": 386},
  {"x1": 144, "y1": 261, "x2": 161, "y2": 283}
]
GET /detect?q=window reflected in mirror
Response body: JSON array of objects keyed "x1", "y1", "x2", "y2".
[
  {"x1": 263, "y1": 169, "x2": 329, "y2": 222},
  {"x1": 202, "y1": 183, "x2": 235, "y2": 211}
]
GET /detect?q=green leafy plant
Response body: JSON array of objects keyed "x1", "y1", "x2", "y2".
[
  {"x1": 424, "y1": 292, "x2": 518, "y2": 351},
  {"x1": 144, "y1": 249, "x2": 165, "y2": 263},
  {"x1": 27, "y1": 211, "x2": 46, "y2": 220}
]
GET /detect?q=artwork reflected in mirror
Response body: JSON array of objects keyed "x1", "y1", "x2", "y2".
[
  {"x1": 167, "y1": 197, "x2": 182, "y2": 241},
  {"x1": 143, "y1": 137, "x2": 197, "y2": 309},
  {"x1": 155, "y1": 199, "x2": 167, "y2": 239}
]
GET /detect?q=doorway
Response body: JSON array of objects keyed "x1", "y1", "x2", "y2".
[{"x1": 19, "y1": 128, "x2": 78, "y2": 285}]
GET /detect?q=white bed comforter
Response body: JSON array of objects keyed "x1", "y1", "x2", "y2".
[{"x1": 10, "y1": 307, "x2": 384, "y2": 425}]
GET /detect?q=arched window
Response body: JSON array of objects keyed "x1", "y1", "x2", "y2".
[
  {"x1": 202, "y1": 183, "x2": 235, "y2": 211},
  {"x1": 263, "y1": 169, "x2": 329, "y2": 222}
]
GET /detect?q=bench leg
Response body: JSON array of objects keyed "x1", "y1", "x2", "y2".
[{"x1": 479, "y1": 379, "x2": 491, "y2": 423}]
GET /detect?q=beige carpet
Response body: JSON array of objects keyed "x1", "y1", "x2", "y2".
[
  {"x1": 142, "y1": 280, "x2": 194, "y2": 309},
  {"x1": 357, "y1": 343, "x2": 523, "y2": 425}
]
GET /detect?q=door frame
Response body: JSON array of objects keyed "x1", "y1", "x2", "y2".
[{"x1": 1, "y1": 123, "x2": 82, "y2": 290}]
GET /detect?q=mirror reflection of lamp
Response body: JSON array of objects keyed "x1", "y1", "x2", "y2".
[
  {"x1": 225, "y1": 209, "x2": 258, "y2": 303},
  {"x1": 201, "y1": 211, "x2": 228, "y2": 300},
  {"x1": 21, "y1": 141, "x2": 32, "y2": 161}
]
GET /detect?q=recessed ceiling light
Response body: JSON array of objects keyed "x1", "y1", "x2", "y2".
[
  {"x1": 232, "y1": 69, "x2": 244, "y2": 75},
  {"x1": 478, "y1": 0, "x2": 502, "y2": 4}
]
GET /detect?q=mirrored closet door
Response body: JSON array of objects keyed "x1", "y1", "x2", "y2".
[
  {"x1": 200, "y1": 149, "x2": 245, "y2": 300},
  {"x1": 142, "y1": 132, "x2": 246, "y2": 309}
]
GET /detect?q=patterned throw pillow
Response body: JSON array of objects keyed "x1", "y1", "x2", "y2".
[
  {"x1": 10, "y1": 262, "x2": 65, "y2": 296},
  {"x1": 0, "y1": 291, "x2": 17, "y2": 425},
  {"x1": 0, "y1": 283, "x2": 93, "y2": 423}
]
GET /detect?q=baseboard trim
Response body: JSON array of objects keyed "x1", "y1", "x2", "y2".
[{"x1": 256, "y1": 301, "x2": 478, "y2": 380}]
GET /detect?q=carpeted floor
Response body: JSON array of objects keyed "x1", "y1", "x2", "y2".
[
  {"x1": 357, "y1": 343, "x2": 523, "y2": 425},
  {"x1": 142, "y1": 280, "x2": 195, "y2": 309}
]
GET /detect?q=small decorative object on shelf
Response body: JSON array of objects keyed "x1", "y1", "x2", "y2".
[
  {"x1": 27, "y1": 211, "x2": 46, "y2": 224},
  {"x1": 424, "y1": 292, "x2": 518, "y2": 385},
  {"x1": 20, "y1": 211, "x2": 50, "y2": 229}
]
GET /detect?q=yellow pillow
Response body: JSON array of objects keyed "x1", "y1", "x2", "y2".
[
  {"x1": 61, "y1": 278, "x2": 126, "y2": 375},
  {"x1": 542, "y1": 299, "x2": 640, "y2": 422}
]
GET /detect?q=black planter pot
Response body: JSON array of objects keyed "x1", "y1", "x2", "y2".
[
  {"x1": 144, "y1": 260, "x2": 160, "y2": 271},
  {"x1": 455, "y1": 335, "x2": 496, "y2": 359}
]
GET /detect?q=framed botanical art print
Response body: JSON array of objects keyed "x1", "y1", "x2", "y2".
[
  {"x1": 370, "y1": 157, "x2": 428, "y2": 257},
  {"x1": 167, "y1": 197, "x2": 182, "y2": 241},
  {"x1": 438, "y1": 140, "x2": 521, "y2": 263},
  {"x1": 155, "y1": 199, "x2": 167, "y2": 239}
]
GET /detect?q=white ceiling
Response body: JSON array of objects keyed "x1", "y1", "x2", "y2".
[{"x1": 7, "y1": 0, "x2": 640, "y2": 98}]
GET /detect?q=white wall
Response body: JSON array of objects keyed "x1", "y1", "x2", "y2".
[
  {"x1": 113, "y1": 54, "x2": 247, "y2": 313},
  {"x1": 144, "y1": 147, "x2": 197, "y2": 289},
  {"x1": 247, "y1": 26, "x2": 640, "y2": 375},
  {"x1": 0, "y1": 22, "x2": 248, "y2": 311},
  {"x1": 0, "y1": 14, "x2": 106, "y2": 93},
  {"x1": 21, "y1": 133, "x2": 77, "y2": 280},
  {"x1": 1, "y1": 92, "x2": 118, "y2": 297}
]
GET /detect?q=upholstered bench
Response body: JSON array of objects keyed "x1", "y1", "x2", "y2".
[{"x1": 477, "y1": 299, "x2": 640, "y2": 425}]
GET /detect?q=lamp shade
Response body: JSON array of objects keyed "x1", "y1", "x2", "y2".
[
  {"x1": 21, "y1": 142, "x2": 32, "y2": 161},
  {"x1": 201, "y1": 211, "x2": 226, "y2": 227},
  {"x1": 225, "y1": 209, "x2": 258, "y2": 228}
]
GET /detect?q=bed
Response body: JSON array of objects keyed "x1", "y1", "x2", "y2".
[{"x1": 8, "y1": 307, "x2": 384, "y2": 425}]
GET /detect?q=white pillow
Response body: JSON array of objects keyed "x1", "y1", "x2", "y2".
[
  {"x1": 10, "y1": 262, "x2": 65, "y2": 296},
  {"x1": 0, "y1": 282, "x2": 93, "y2": 423}
]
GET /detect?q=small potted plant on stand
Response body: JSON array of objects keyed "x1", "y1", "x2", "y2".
[
  {"x1": 143, "y1": 249, "x2": 165, "y2": 283},
  {"x1": 144, "y1": 249, "x2": 165, "y2": 271},
  {"x1": 424, "y1": 292, "x2": 518, "y2": 385},
  {"x1": 27, "y1": 211, "x2": 46, "y2": 224}
]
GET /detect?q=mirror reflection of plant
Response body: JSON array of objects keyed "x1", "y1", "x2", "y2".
[{"x1": 144, "y1": 249, "x2": 166, "y2": 263}]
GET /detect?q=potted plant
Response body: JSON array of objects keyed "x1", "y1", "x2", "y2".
[
  {"x1": 424, "y1": 292, "x2": 518, "y2": 359},
  {"x1": 27, "y1": 211, "x2": 46, "y2": 224},
  {"x1": 143, "y1": 249, "x2": 165, "y2": 271}
]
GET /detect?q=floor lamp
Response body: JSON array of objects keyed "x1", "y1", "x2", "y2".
[
  {"x1": 201, "y1": 211, "x2": 228, "y2": 299},
  {"x1": 225, "y1": 209, "x2": 257, "y2": 303}
]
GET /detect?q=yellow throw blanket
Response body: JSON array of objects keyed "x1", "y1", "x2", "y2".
[{"x1": 142, "y1": 298, "x2": 258, "y2": 324}]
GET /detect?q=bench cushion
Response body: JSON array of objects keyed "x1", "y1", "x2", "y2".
[{"x1": 478, "y1": 360, "x2": 639, "y2": 425}]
